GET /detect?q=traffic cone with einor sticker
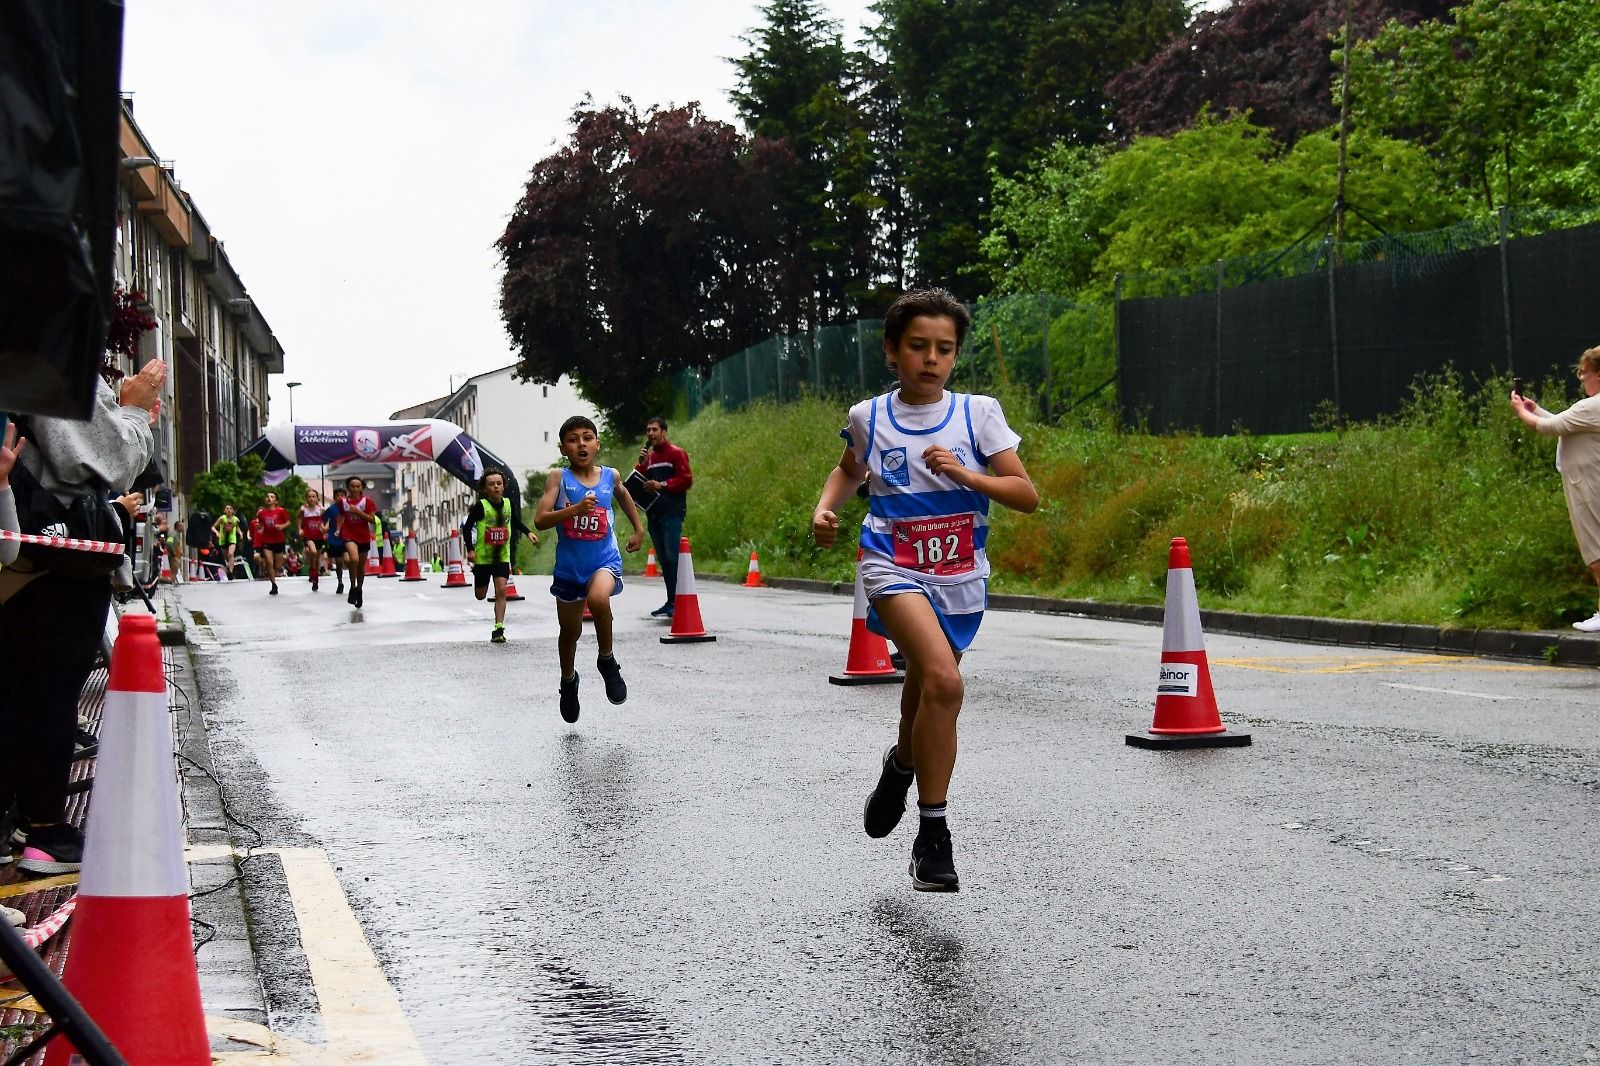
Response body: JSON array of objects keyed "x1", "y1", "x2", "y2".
[
  {"x1": 45, "y1": 614, "x2": 210, "y2": 1065},
  {"x1": 644, "y1": 548, "x2": 659, "y2": 578},
  {"x1": 399, "y1": 532, "x2": 426, "y2": 581},
  {"x1": 379, "y1": 534, "x2": 398, "y2": 577},
  {"x1": 661, "y1": 537, "x2": 716, "y2": 643},
  {"x1": 743, "y1": 550, "x2": 765, "y2": 588},
  {"x1": 830, "y1": 548, "x2": 903, "y2": 686},
  {"x1": 441, "y1": 528, "x2": 470, "y2": 588},
  {"x1": 1126, "y1": 537, "x2": 1251, "y2": 750}
]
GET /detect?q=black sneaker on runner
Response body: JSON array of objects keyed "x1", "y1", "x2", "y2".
[
  {"x1": 909, "y1": 827, "x2": 959, "y2": 892},
  {"x1": 560, "y1": 673, "x2": 580, "y2": 723},
  {"x1": 269, "y1": 583, "x2": 279, "y2": 595},
  {"x1": 336, "y1": 581, "x2": 345, "y2": 595},
  {"x1": 355, "y1": 587, "x2": 363, "y2": 609},
  {"x1": 597, "y1": 654, "x2": 627, "y2": 704},
  {"x1": 491, "y1": 624, "x2": 506, "y2": 644},
  {"x1": 17, "y1": 822, "x2": 84, "y2": 875},
  {"x1": 863, "y1": 745, "x2": 915, "y2": 839}
]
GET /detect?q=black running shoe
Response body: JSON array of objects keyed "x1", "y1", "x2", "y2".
[
  {"x1": 560, "y1": 673, "x2": 580, "y2": 723},
  {"x1": 491, "y1": 625, "x2": 507, "y2": 644},
  {"x1": 355, "y1": 587, "x2": 363, "y2": 609},
  {"x1": 597, "y1": 654, "x2": 627, "y2": 704},
  {"x1": 346, "y1": 587, "x2": 356, "y2": 605},
  {"x1": 18, "y1": 822, "x2": 85, "y2": 875},
  {"x1": 336, "y1": 581, "x2": 345, "y2": 595},
  {"x1": 269, "y1": 583, "x2": 279, "y2": 596},
  {"x1": 909, "y1": 828, "x2": 959, "y2": 892},
  {"x1": 863, "y1": 746, "x2": 915, "y2": 838}
]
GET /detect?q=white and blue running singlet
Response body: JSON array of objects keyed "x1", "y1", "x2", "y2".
[
  {"x1": 840, "y1": 390, "x2": 1021, "y2": 651},
  {"x1": 553, "y1": 467, "x2": 624, "y2": 587}
]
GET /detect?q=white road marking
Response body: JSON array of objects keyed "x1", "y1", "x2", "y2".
[{"x1": 1384, "y1": 682, "x2": 1530, "y2": 702}]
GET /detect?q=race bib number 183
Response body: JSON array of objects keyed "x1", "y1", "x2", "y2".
[{"x1": 891, "y1": 515, "x2": 975, "y2": 576}]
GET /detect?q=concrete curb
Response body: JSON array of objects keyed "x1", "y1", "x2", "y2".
[{"x1": 701, "y1": 573, "x2": 1596, "y2": 668}]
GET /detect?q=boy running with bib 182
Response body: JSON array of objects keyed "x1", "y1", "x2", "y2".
[
  {"x1": 812, "y1": 288, "x2": 1039, "y2": 893},
  {"x1": 534, "y1": 416, "x2": 644, "y2": 723}
]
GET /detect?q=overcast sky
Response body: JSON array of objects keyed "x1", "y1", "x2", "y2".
[{"x1": 121, "y1": 1, "x2": 1220, "y2": 429}]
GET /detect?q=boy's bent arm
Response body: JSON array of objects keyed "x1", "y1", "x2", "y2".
[
  {"x1": 964, "y1": 448, "x2": 1039, "y2": 513},
  {"x1": 532, "y1": 470, "x2": 564, "y2": 530},
  {"x1": 613, "y1": 478, "x2": 645, "y2": 552},
  {"x1": 811, "y1": 446, "x2": 867, "y2": 547}
]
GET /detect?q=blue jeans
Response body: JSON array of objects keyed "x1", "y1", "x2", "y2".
[{"x1": 648, "y1": 513, "x2": 684, "y2": 603}]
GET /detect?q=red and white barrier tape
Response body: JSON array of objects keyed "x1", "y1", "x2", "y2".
[{"x1": 0, "y1": 529, "x2": 125, "y2": 555}]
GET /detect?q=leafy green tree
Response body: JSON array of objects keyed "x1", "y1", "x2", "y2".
[
  {"x1": 190, "y1": 456, "x2": 307, "y2": 526},
  {"x1": 983, "y1": 113, "x2": 1468, "y2": 295},
  {"x1": 870, "y1": 0, "x2": 1187, "y2": 294},
  {"x1": 731, "y1": 1, "x2": 883, "y2": 324},
  {"x1": 1351, "y1": 0, "x2": 1600, "y2": 211}
]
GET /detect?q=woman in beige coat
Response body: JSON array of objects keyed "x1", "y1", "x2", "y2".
[{"x1": 1512, "y1": 345, "x2": 1600, "y2": 630}]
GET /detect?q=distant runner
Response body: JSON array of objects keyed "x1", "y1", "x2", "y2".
[
  {"x1": 255, "y1": 492, "x2": 291, "y2": 596},
  {"x1": 323, "y1": 488, "x2": 347, "y2": 596},
  {"x1": 465, "y1": 469, "x2": 538, "y2": 644},
  {"x1": 337, "y1": 476, "x2": 377, "y2": 608},
  {"x1": 300, "y1": 488, "x2": 326, "y2": 592}
]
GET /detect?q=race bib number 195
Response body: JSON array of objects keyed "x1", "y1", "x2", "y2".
[
  {"x1": 563, "y1": 509, "x2": 609, "y2": 541},
  {"x1": 891, "y1": 515, "x2": 975, "y2": 576}
]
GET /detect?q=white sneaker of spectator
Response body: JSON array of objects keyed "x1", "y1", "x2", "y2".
[
  {"x1": 2, "y1": 904, "x2": 23, "y2": 927},
  {"x1": 1572, "y1": 613, "x2": 1600, "y2": 633}
]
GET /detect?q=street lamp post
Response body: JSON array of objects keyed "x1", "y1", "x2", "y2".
[{"x1": 286, "y1": 381, "x2": 301, "y2": 423}]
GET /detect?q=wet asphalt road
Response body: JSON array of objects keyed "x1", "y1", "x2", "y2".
[{"x1": 179, "y1": 573, "x2": 1600, "y2": 1065}]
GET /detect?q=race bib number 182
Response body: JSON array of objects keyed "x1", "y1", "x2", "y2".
[{"x1": 891, "y1": 515, "x2": 975, "y2": 576}]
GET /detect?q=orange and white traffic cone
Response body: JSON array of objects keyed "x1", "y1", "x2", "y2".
[
  {"x1": 506, "y1": 572, "x2": 526, "y2": 602},
  {"x1": 830, "y1": 548, "x2": 903, "y2": 686},
  {"x1": 399, "y1": 532, "x2": 426, "y2": 581},
  {"x1": 379, "y1": 535, "x2": 398, "y2": 577},
  {"x1": 160, "y1": 551, "x2": 174, "y2": 584},
  {"x1": 644, "y1": 548, "x2": 659, "y2": 578},
  {"x1": 661, "y1": 536, "x2": 716, "y2": 644},
  {"x1": 44, "y1": 614, "x2": 210, "y2": 1065},
  {"x1": 442, "y1": 528, "x2": 470, "y2": 588},
  {"x1": 364, "y1": 539, "x2": 382, "y2": 577},
  {"x1": 743, "y1": 550, "x2": 765, "y2": 588},
  {"x1": 1126, "y1": 537, "x2": 1251, "y2": 749}
]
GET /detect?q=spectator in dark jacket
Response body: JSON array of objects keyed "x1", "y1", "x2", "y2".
[{"x1": 634, "y1": 415, "x2": 694, "y2": 618}]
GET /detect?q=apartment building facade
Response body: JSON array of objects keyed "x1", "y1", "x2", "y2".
[
  {"x1": 390, "y1": 366, "x2": 600, "y2": 563},
  {"x1": 114, "y1": 98, "x2": 285, "y2": 517}
]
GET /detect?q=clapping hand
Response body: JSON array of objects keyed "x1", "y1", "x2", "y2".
[{"x1": 0, "y1": 423, "x2": 25, "y2": 489}]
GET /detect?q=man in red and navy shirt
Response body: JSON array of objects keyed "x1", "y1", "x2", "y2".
[{"x1": 634, "y1": 415, "x2": 693, "y2": 618}]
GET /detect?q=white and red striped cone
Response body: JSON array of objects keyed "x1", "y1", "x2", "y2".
[
  {"x1": 45, "y1": 613, "x2": 210, "y2": 1065},
  {"x1": 661, "y1": 536, "x2": 716, "y2": 643},
  {"x1": 743, "y1": 550, "x2": 765, "y2": 588},
  {"x1": 1126, "y1": 537, "x2": 1251, "y2": 749},
  {"x1": 441, "y1": 528, "x2": 470, "y2": 588},
  {"x1": 378, "y1": 534, "x2": 398, "y2": 577},
  {"x1": 399, "y1": 533, "x2": 426, "y2": 581},
  {"x1": 505, "y1": 572, "x2": 526, "y2": 602},
  {"x1": 643, "y1": 548, "x2": 659, "y2": 578},
  {"x1": 160, "y1": 552, "x2": 174, "y2": 584},
  {"x1": 829, "y1": 548, "x2": 903, "y2": 686},
  {"x1": 364, "y1": 537, "x2": 382, "y2": 576}
]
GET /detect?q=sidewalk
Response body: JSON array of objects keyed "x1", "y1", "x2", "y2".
[{"x1": 0, "y1": 585, "x2": 285, "y2": 1064}]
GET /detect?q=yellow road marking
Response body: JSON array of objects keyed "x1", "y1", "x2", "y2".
[
  {"x1": 272, "y1": 847, "x2": 428, "y2": 1064},
  {"x1": 0, "y1": 873, "x2": 78, "y2": 899},
  {"x1": 1212, "y1": 654, "x2": 1545, "y2": 675}
]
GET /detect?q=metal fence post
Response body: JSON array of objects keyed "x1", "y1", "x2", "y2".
[
  {"x1": 1214, "y1": 261, "x2": 1224, "y2": 435},
  {"x1": 856, "y1": 320, "x2": 866, "y2": 395},
  {"x1": 1499, "y1": 204, "x2": 1515, "y2": 373},
  {"x1": 1113, "y1": 274, "x2": 1124, "y2": 426},
  {"x1": 1326, "y1": 236, "x2": 1342, "y2": 416},
  {"x1": 743, "y1": 346, "x2": 753, "y2": 410},
  {"x1": 1039, "y1": 294, "x2": 1052, "y2": 421}
]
